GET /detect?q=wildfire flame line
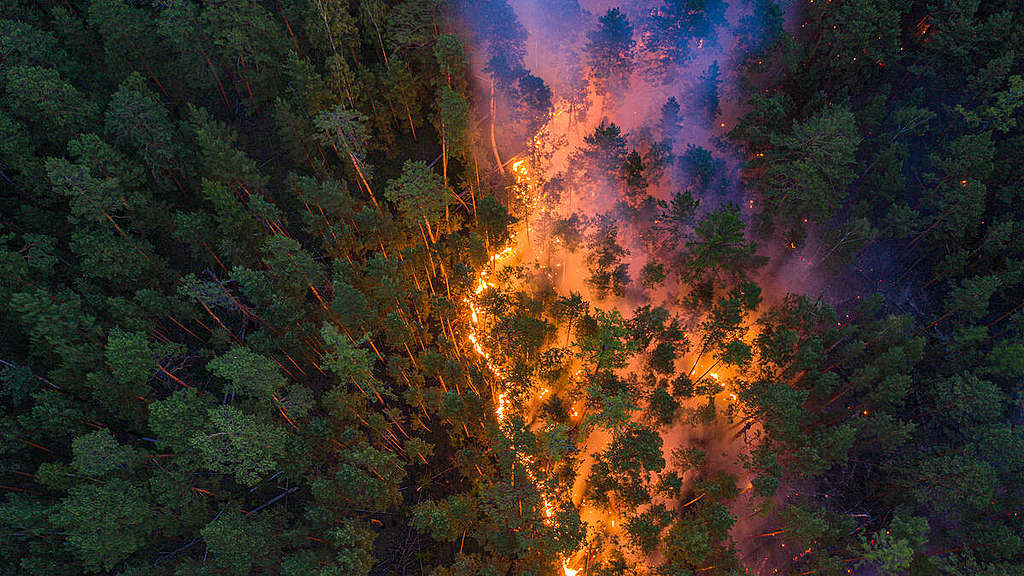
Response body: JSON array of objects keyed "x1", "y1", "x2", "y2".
[{"x1": 465, "y1": 159, "x2": 581, "y2": 576}]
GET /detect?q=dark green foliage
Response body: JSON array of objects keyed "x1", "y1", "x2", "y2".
[
  {"x1": 200, "y1": 509, "x2": 276, "y2": 574},
  {"x1": 585, "y1": 9, "x2": 635, "y2": 96},
  {"x1": 580, "y1": 120, "x2": 629, "y2": 182},
  {"x1": 625, "y1": 504, "x2": 672, "y2": 554},
  {"x1": 649, "y1": 342, "x2": 678, "y2": 376},
  {"x1": 647, "y1": 382, "x2": 679, "y2": 426},
  {"x1": 477, "y1": 194, "x2": 517, "y2": 248},
  {"x1": 578, "y1": 308, "x2": 637, "y2": 376},
  {"x1": 513, "y1": 74, "x2": 553, "y2": 136},
  {"x1": 586, "y1": 215, "x2": 631, "y2": 298},
  {"x1": 680, "y1": 145, "x2": 718, "y2": 191},
  {"x1": 682, "y1": 205, "x2": 764, "y2": 283},
  {"x1": 3, "y1": 0, "x2": 1024, "y2": 574},
  {"x1": 587, "y1": 423, "x2": 665, "y2": 509},
  {"x1": 207, "y1": 345, "x2": 286, "y2": 398},
  {"x1": 552, "y1": 213, "x2": 588, "y2": 251},
  {"x1": 50, "y1": 479, "x2": 156, "y2": 571},
  {"x1": 643, "y1": 0, "x2": 728, "y2": 78},
  {"x1": 0, "y1": 3, "x2": 565, "y2": 574},
  {"x1": 192, "y1": 405, "x2": 288, "y2": 487},
  {"x1": 463, "y1": 0, "x2": 528, "y2": 88},
  {"x1": 745, "y1": 104, "x2": 861, "y2": 233},
  {"x1": 640, "y1": 260, "x2": 667, "y2": 289}
]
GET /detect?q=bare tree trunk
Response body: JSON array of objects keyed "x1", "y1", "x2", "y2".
[
  {"x1": 373, "y1": 20, "x2": 390, "y2": 67},
  {"x1": 490, "y1": 77, "x2": 504, "y2": 175},
  {"x1": 405, "y1": 102, "x2": 417, "y2": 141}
]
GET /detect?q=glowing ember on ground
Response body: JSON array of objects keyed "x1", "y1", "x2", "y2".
[{"x1": 465, "y1": 156, "x2": 581, "y2": 575}]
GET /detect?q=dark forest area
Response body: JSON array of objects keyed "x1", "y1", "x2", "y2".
[{"x1": 0, "y1": 1, "x2": 1021, "y2": 576}]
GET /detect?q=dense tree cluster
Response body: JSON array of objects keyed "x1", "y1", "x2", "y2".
[
  {"x1": 728, "y1": 1, "x2": 1024, "y2": 574},
  {"x1": 2, "y1": 0, "x2": 1023, "y2": 575},
  {"x1": 0, "y1": 1, "x2": 577, "y2": 574}
]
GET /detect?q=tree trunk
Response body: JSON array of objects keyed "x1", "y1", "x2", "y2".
[{"x1": 490, "y1": 77, "x2": 504, "y2": 175}]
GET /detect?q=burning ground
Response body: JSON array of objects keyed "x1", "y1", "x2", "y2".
[{"x1": 449, "y1": 0, "x2": 856, "y2": 574}]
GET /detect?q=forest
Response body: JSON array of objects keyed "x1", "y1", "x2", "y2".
[{"x1": 0, "y1": 1, "x2": 1022, "y2": 575}]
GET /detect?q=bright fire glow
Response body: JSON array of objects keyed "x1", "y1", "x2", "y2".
[{"x1": 465, "y1": 157, "x2": 580, "y2": 575}]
